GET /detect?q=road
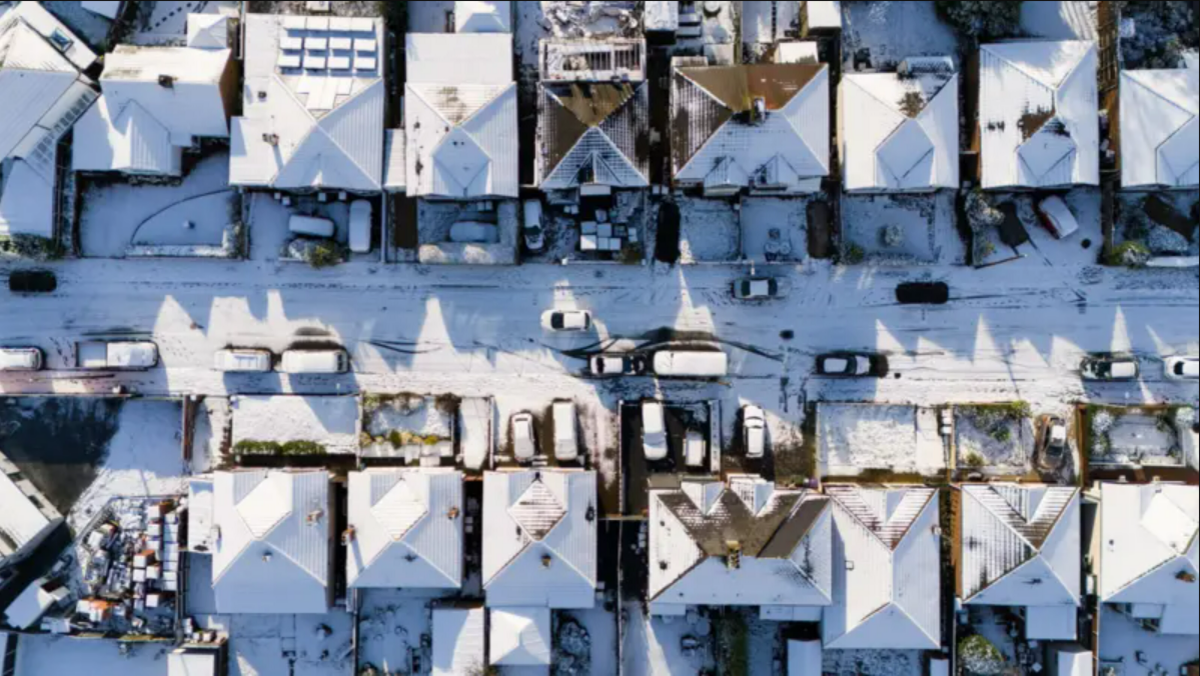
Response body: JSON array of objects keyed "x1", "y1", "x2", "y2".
[{"x1": 2, "y1": 258, "x2": 1196, "y2": 413}]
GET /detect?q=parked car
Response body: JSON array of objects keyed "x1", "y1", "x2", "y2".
[
  {"x1": 280, "y1": 349, "x2": 350, "y2": 374},
  {"x1": 0, "y1": 347, "x2": 44, "y2": 372},
  {"x1": 8, "y1": 269, "x2": 57, "y2": 294},
  {"x1": 743, "y1": 406, "x2": 766, "y2": 459},
  {"x1": 553, "y1": 402, "x2": 579, "y2": 463},
  {"x1": 589, "y1": 354, "x2": 647, "y2": 378},
  {"x1": 523, "y1": 199, "x2": 545, "y2": 253},
  {"x1": 684, "y1": 430, "x2": 706, "y2": 469},
  {"x1": 449, "y1": 221, "x2": 498, "y2": 244},
  {"x1": 652, "y1": 350, "x2": 728, "y2": 378},
  {"x1": 288, "y1": 215, "x2": 336, "y2": 238},
  {"x1": 349, "y1": 200, "x2": 373, "y2": 253},
  {"x1": 76, "y1": 341, "x2": 158, "y2": 371},
  {"x1": 816, "y1": 353, "x2": 887, "y2": 378},
  {"x1": 213, "y1": 349, "x2": 274, "y2": 373},
  {"x1": 1164, "y1": 356, "x2": 1200, "y2": 381},
  {"x1": 896, "y1": 282, "x2": 950, "y2": 305},
  {"x1": 543, "y1": 310, "x2": 592, "y2": 332},
  {"x1": 1037, "y1": 415, "x2": 1069, "y2": 471},
  {"x1": 733, "y1": 277, "x2": 786, "y2": 300},
  {"x1": 642, "y1": 401, "x2": 668, "y2": 463},
  {"x1": 512, "y1": 413, "x2": 537, "y2": 463},
  {"x1": 1036, "y1": 196, "x2": 1080, "y2": 239},
  {"x1": 1081, "y1": 354, "x2": 1139, "y2": 381}
]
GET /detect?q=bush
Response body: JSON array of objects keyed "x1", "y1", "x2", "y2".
[
  {"x1": 1106, "y1": 241, "x2": 1151, "y2": 267},
  {"x1": 234, "y1": 439, "x2": 327, "y2": 456},
  {"x1": 308, "y1": 241, "x2": 345, "y2": 269},
  {"x1": 965, "y1": 190, "x2": 1005, "y2": 233},
  {"x1": 965, "y1": 453, "x2": 987, "y2": 468},
  {"x1": 959, "y1": 635, "x2": 1007, "y2": 675},
  {"x1": 843, "y1": 243, "x2": 865, "y2": 265},
  {"x1": 0, "y1": 234, "x2": 65, "y2": 261},
  {"x1": 881, "y1": 224, "x2": 904, "y2": 249},
  {"x1": 936, "y1": 0, "x2": 1024, "y2": 40}
]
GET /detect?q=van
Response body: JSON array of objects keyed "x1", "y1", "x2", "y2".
[
  {"x1": 0, "y1": 347, "x2": 44, "y2": 372},
  {"x1": 280, "y1": 349, "x2": 349, "y2": 374},
  {"x1": 213, "y1": 349, "x2": 274, "y2": 373},
  {"x1": 288, "y1": 215, "x2": 336, "y2": 238},
  {"x1": 76, "y1": 341, "x2": 158, "y2": 370},
  {"x1": 642, "y1": 401, "x2": 668, "y2": 462},
  {"x1": 652, "y1": 350, "x2": 728, "y2": 378},
  {"x1": 685, "y1": 431, "x2": 706, "y2": 469},
  {"x1": 349, "y1": 201, "x2": 373, "y2": 253},
  {"x1": 553, "y1": 401, "x2": 579, "y2": 463}
]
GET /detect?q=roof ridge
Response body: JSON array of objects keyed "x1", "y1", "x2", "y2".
[
  {"x1": 1106, "y1": 551, "x2": 1193, "y2": 599},
  {"x1": 970, "y1": 485, "x2": 1039, "y2": 551},
  {"x1": 312, "y1": 78, "x2": 385, "y2": 189},
  {"x1": 984, "y1": 43, "x2": 1088, "y2": 90},
  {"x1": 1125, "y1": 71, "x2": 1197, "y2": 123}
]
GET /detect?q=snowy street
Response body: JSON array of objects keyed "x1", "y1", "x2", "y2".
[{"x1": 2, "y1": 259, "x2": 1196, "y2": 412}]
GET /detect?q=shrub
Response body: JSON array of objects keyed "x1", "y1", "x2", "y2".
[
  {"x1": 992, "y1": 426, "x2": 1013, "y2": 444},
  {"x1": 308, "y1": 241, "x2": 345, "y2": 269},
  {"x1": 881, "y1": 224, "x2": 904, "y2": 249},
  {"x1": 0, "y1": 234, "x2": 65, "y2": 261},
  {"x1": 965, "y1": 453, "x2": 987, "y2": 469},
  {"x1": 935, "y1": 0, "x2": 1024, "y2": 40},
  {"x1": 234, "y1": 439, "x2": 326, "y2": 455},
  {"x1": 959, "y1": 635, "x2": 1007, "y2": 675},
  {"x1": 843, "y1": 243, "x2": 865, "y2": 265},
  {"x1": 1107, "y1": 241, "x2": 1151, "y2": 267}
]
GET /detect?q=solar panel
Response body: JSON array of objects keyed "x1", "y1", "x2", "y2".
[
  {"x1": 304, "y1": 54, "x2": 327, "y2": 69},
  {"x1": 349, "y1": 18, "x2": 374, "y2": 32},
  {"x1": 355, "y1": 55, "x2": 377, "y2": 71},
  {"x1": 280, "y1": 35, "x2": 304, "y2": 51},
  {"x1": 354, "y1": 38, "x2": 377, "y2": 53},
  {"x1": 330, "y1": 17, "x2": 353, "y2": 31},
  {"x1": 328, "y1": 55, "x2": 351, "y2": 70},
  {"x1": 329, "y1": 37, "x2": 352, "y2": 51},
  {"x1": 282, "y1": 16, "x2": 307, "y2": 30},
  {"x1": 277, "y1": 53, "x2": 302, "y2": 69},
  {"x1": 305, "y1": 16, "x2": 330, "y2": 31},
  {"x1": 305, "y1": 36, "x2": 328, "y2": 50}
]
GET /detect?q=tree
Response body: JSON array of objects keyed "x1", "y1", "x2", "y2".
[
  {"x1": 936, "y1": 1, "x2": 1024, "y2": 40},
  {"x1": 959, "y1": 635, "x2": 1007, "y2": 676}
]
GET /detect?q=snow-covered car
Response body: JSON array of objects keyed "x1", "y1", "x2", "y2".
[
  {"x1": 743, "y1": 406, "x2": 766, "y2": 459},
  {"x1": 685, "y1": 431, "x2": 706, "y2": 469},
  {"x1": 76, "y1": 341, "x2": 158, "y2": 371},
  {"x1": 289, "y1": 215, "x2": 336, "y2": 238},
  {"x1": 1081, "y1": 355, "x2": 1139, "y2": 381},
  {"x1": 213, "y1": 349, "x2": 274, "y2": 373},
  {"x1": 816, "y1": 353, "x2": 887, "y2": 378},
  {"x1": 349, "y1": 200, "x2": 373, "y2": 254},
  {"x1": 1036, "y1": 196, "x2": 1081, "y2": 239},
  {"x1": 512, "y1": 413, "x2": 537, "y2": 463},
  {"x1": 642, "y1": 401, "x2": 668, "y2": 463},
  {"x1": 523, "y1": 199, "x2": 545, "y2": 253},
  {"x1": 543, "y1": 310, "x2": 592, "y2": 332},
  {"x1": 732, "y1": 277, "x2": 786, "y2": 300},
  {"x1": 280, "y1": 349, "x2": 350, "y2": 374},
  {"x1": 553, "y1": 402, "x2": 579, "y2": 463},
  {"x1": 0, "y1": 347, "x2": 44, "y2": 372},
  {"x1": 589, "y1": 354, "x2": 646, "y2": 378},
  {"x1": 1164, "y1": 356, "x2": 1200, "y2": 381},
  {"x1": 449, "y1": 221, "x2": 498, "y2": 244},
  {"x1": 1037, "y1": 415, "x2": 1069, "y2": 471}
]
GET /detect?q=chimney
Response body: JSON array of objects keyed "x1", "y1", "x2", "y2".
[
  {"x1": 725, "y1": 541, "x2": 742, "y2": 570},
  {"x1": 751, "y1": 97, "x2": 766, "y2": 124},
  {"x1": 262, "y1": 551, "x2": 273, "y2": 563},
  {"x1": 158, "y1": 75, "x2": 176, "y2": 89},
  {"x1": 307, "y1": 509, "x2": 324, "y2": 525},
  {"x1": 341, "y1": 526, "x2": 356, "y2": 545},
  {"x1": 542, "y1": 555, "x2": 553, "y2": 569},
  {"x1": 447, "y1": 507, "x2": 460, "y2": 520},
  {"x1": 262, "y1": 133, "x2": 280, "y2": 147}
]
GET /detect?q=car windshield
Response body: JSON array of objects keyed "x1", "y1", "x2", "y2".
[{"x1": 551, "y1": 315, "x2": 565, "y2": 329}]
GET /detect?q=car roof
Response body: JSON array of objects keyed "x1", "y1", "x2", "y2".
[{"x1": 1111, "y1": 361, "x2": 1138, "y2": 377}]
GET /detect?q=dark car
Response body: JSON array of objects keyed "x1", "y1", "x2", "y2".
[
  {"x1": 896, "y1": 282, "x2": 949, "y2": 305},
  {"x1": 816, "y1": 353, "x2": 889, "y2": 378},
  {"x1": 589, "y1": 354, "x2": 647, "y2": 378},
  {"x1": 8, "y1": 269, "x2": 57, "y2": 294}
]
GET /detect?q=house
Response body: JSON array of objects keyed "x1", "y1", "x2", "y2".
[
  {"x1": 648, "y1": 476, "x2": 832, "y2": 619},
  {"x1": 405, "y1": 33, "x2": 518, "y2": 200},
  {"x1": 346, "y1": 469, "x2": 464, "y2": 590},
  {"x1": 822, "y1": 486, "x2": 942, "y2": 650},
  {"x1": 536, "y1": 39, "x2": 650, "y2": 193},
  {"x1": 210, "y1": 470, "x2": 333, "y2": 614},
  {"x1": 0, "y1": 1, "x2": 97, "y2": 239},
  {"x1": 2, "y1": 577, "x2": 70, "y2": 630},
  {"x1": 490, "y1": 607, "x2": 552, "y2": 668},
  {"x1": 73, "y1": 16, "x2": 236, "y2": 176},
  {"x1": 1046, "y1": 645, "x2": 1093, "y2": 676},
  {"x1": 1118, "y1": 65, "x2": 1198, "y2": 190},
  {"x1": 978, "y1": 41, "x2": 1099, "y2": 190},
  {"x1": 168, "y1": 648, "x2": 221, "y2": 676},
  {"x1": 230, "y1": 14, "x2": 385, "y2": 193},
  {"x1": 1098, "y1": 483, "x2": 1198, "y2": 635},
  {"x1": 456, "y1": 1, "x2": 511, "y2": 33},
  {"x1": 840, "y1": 59, "x2": 959, "y2": 192},
  {"x1": 482, "y1": 470, "x2": 597, "y2": 609},
  {"x1": 0, "y1": 451, "x2": 64, "y2": 571},
  {"x1": 671, "y1": 57, "x2": 829, "y2": 196},
  {"x1": 432, "y1": 607, "x2": 486, "y2": 676},
  {"x1": 960, "y1": 485, "x2": 1081, "y2": 640}
]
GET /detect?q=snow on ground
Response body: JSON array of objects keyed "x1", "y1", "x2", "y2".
[
  {"x1": 842, "y1": 192, "x2": 964, "y2": 265},
  {"x1": 1020, "y1": 1, "x2": 1098, "y2": 41},
  {"x1": 15, "y1": 634, "x2": 171, "y2": 676},
  {"x1": 1097, "y1": 605, "x2": 1199, "y2": 673},
  {"x1": 1089, "y1": 407, "x2": 1186, "y2": 467},
  {"x1": 130, "y1": 0, "x2": 239, "y2": 46},
  {"x1": 841, "y1": 1, "x2": 962, "y2": 73},
  {"x1": 622, "y1": 602, "x2": 715, "y2": 676},
  {"x1": 408, "y1": 1, "x2": 454, "y2": 33},
  {"x1": 678, "y1": 197, "x2": 740, "y2": 264},
  {"x1": 740, "y1": 197, "x2": 810, "y2": 264},
  {"x1": 361, "y1": 394, "x2": 455, "y2": 459},
  {"x1": 818, "y1": 403, "x2": 946, "y2": 477},
  {"x1": 822, "y1": 649, "x2": 926, "y2": 676},
  {"x1": 68, "y1": 399, "x2": 187, "y2": 531},
  {"x1": 193, "y1": 613, "x2": 355, "y2": 676},
  {"x1": 191, "y1": 397, "x2": 231, "y2": 473},
  {"x1": 416, "y1": 200, "x2": 519, "y2": 266},
  {"x1": 563, "y1": 606, "x2": 619, "y2": 676},
  {"x1": 79, "y1": 150, "x2": 237, "y2": 258},
  {"x1": 357, "y1": 590, "x2": 440, "y2": 676},
  {"x1": 231, "y1": 395, "x2": 361, "y2": 455},
  {"x1": 954, "y1": 406, "x2": 1033, "y2": 474},
  {"x1": 247, "y1": 193, "x2": 354, "y2": 263},
  {"x1": 1009, "y1": 188, "x2": 1104, "y2": 268}
]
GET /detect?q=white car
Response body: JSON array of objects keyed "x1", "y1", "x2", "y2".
[
  {"x1": 553, "y1": 402, "x2": 579, "y2": 463},
  {"x1": 213, "y1": 349, "x2": 273, "y2": 373},
  {"x1": 642, "y1": 401, "x2": 668, "y2": 463},
  {"x1": 733, "y1": 277, "x2": 786, "y2": 300},
  {"x1": 0, "y1": 347, "x2": 43, "y2": 372},
  {"x1": 543, "y1": 310, "x2": 592, "y2": 332},
  {"x1": 685, "y1": 431, "x2": 706, "y2": 469},
  {"x1": 512, "y1": 413, "x2": 537, "y2": 463},
  {"x1": 743, "y1": 406, "x2": 766, "y2": 459},
  {"x1": 1165, "y1": 356, "x2": 1200, "y2": 381},
  {"x1": 1036, "y1": 196, "x2": 1080, "y2": 239},
  {"x1": 349, "y1": 200, "x2": 373, "y2": 253},
  {"x1": 523, "y1": 199, "x2": 545, "y2": 252},
  {"x1": 1081, "y1": 355, "x2": 1139, "y2": 381}
]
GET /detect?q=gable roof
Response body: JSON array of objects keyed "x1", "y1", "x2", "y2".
[
  {"x1": 960, "y1": 485, "x2": 1081, "y2": 608},
  {"x1": 538, "y1": 81, "x2": 650, "y2": 189},
  {"x1": 980, "y1": 41, "x2": 1099, "y2": 189},
  {"x1": 99, "y1": 44, "x2": 232, "y2": 142},
  {"x1": 841, "y1": 70, "x2": 959, "y2": 191},
  {"x1": 211, "y1": 470, "x2": 331, "y2": 614},
  {"x1": 347, "y1": 469, "x2": 464, "y2": 589},
  {"x1": 822, "y1": 486, "x2": 941, "y2": 650},
  {"x1": 483, "y1": 471, "x2": 597, "y2": 609},
  {"x1": 0, "y1": 469, "x2": 60, "y2": 564},
  {"x1": 1100, "y1": 483, "x2": 1198, "y2": 613},
  {"x1": 72, "y1": 98, "x2": 181, "y2": 175},
  {"x1": 649, "y1": 477, "x2": 833, "y2": 609},
  {"x1": 456, "y1": 1, "x2": 512, "y2": 33},
  {"x1": 1119, "y1": 67, "x2": 1199, "y2": 189}
]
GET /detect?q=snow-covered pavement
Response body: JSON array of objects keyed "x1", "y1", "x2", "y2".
[{"x1": 1, "y1": 259, "x2": 1196, "y2": 412}]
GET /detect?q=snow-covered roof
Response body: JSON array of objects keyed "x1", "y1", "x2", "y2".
[
  {"x1": 979, "y1": 41, "x2": 1099, "y2": 189},
  {"x1": 2, "y1": 577, "x2": 67, "y2": 630},
  {"x1": 1053, "y1": 646, "x2": 1093, "y2": 676},
  {"x1": 0, "y1": 151, "x2": 66, "y2": 239},
  {"x1": 1119, "y1": 67, "x2": 1198, "y2": 190},
  {"x1": 671, "y1": 61, "x2": 830, "y2": 193},
  {"x1": 841, "y1": 69, "x2": 959, "y2": 192},
  {"x1": 383, "y1": 129, "x2": 407, "y2": 192},
  {"x1": 1025, "y1": 604, "x2": 1079, "y2": 640},
  {"x1": 72, "y1": 98, "x2": 182, "y2": 175},
  {"x1": 347, "y1": 469, "x2": 464, "y2": 589},
  {"x1": 806, "y1": 1, "x2": 843, "y2": 31},
  {"x1": 432, "y1": 608, "x2": 486, "y2": 676},
  {"x1": 644, "y1": 1, "x2": 679, "y2": 32},
  {"x1": 649, "y1": 476, "x2": 833, "y2": 611},
  {"x1": 231, "y1": 396, "x2": 361, "y2": 455},
  {"x1": 405, "y1": 34, "x2": 518, "y2": 199},
  {"x1": 168, "y1": 650, "x2": 218, "y2": 676},
  {"x1": 187, "y1": 478, "x2": 215, "y2": 554},
  {"x1": 788, "y1": 640, "x2": 821, "y2": 676},
  {"x1": 211, "y1": 470, "x2": 332, "y2": 614},
  {"x1": 1099, "y1": 483, "x2": 1198, "y2": 635},
  {"x1": 538, "y1": 79, "x2": 650, "y2": 190},
  {"x1": 231, "y1": 13, "x2": 385, "y2": 192},
  {"x1": 822, "y1": 486, "x2": 941, "y2": 650},
  {"x1": 455, "y1": 1, "x2": 511, "y2": 33},
  {"x1": 0, "y1": 469, "x2": 60, "y2": 565},
  {"x1": 187, "y1": 13, "x2": 231, "y2": 49},
  {"x1": 482, "y1": 470, "x2": 597, "y2": 609},
  {"x1": 490, "y1": 607, "x2": 552, "y2": 666},
  {"x1": 81, "y1": 1, "x2": 122, "y2": 20},
  {"x1": 960, "y1": 485, "x2": 1081, "y2": 608}
]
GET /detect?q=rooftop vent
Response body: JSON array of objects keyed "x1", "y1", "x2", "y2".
[
  {"x1": 262, "y1": 551, "x2": 273, "y2": 563},
  {"x1": 341, "y1": 526, "x2": 356, "y2": 545},
  {"x1": 725, "y1": 541, "x2": 742, "y2": 570},
  {"x1": 542, "y1": 555, "x2": 554, "y2": 569},
  {"x1": 263, "y1": 133, "x2": 280, "y2": 146},
  {"x1": 306, "y1": 509, "x2": 324, "y2": 525}
]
